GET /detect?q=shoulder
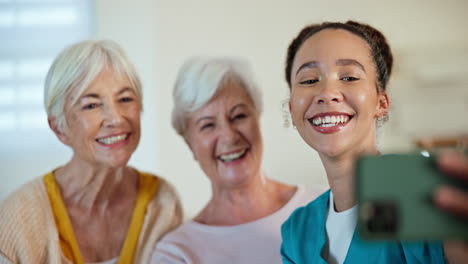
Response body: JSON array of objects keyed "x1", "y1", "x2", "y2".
[
  {"x1": 281, "y1": 190, "x2": 330, "y2": 262},
  {"x1": 293, "y1": 184, "x2": 328, "y2": 206},
  {"x1": 0, "y1": 176, "x2": 50, "y2": 224},
  {"x1": 277, "y1": 184, "x2": 327, "y2": 223},
  {"x1": 156, "y1": 176, "x2": 182, "y2": 204},
  {"x1": 160, "y1": 221, "x2": 202, "y2": 243},
  {"x1": 139, "y1": 171, "x2": 181, "y2": 204},
  {"x1": 137, "y1": 170, "x2": 184, "y2": 227},
  {"x1": 0, "y1": 176, "x2": 56, "y2": 262},
  {"x1": 281, "y1": 189, "x2": 329, "y2": 242},
  {"x1": 122, "y1": 171, "x2": 185, "y2": 263},
  {"x1": 283, "y1": 189, "x2": 329, "y2": 229},
  {"x1": 152, "y1": 223, "x2": 198, "y2": 264}
]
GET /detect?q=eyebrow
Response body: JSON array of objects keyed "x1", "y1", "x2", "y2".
[
  {"x1": 118, "y1": 87, "x2": 136, "y2": 95},
  {"x1": 229, "y1": 103, "x2": 248, "y2": 114},
  {"x1": 295, "y1": 59, "x2": 366, "y2": 76},
  {"x1": 79, "y1": 93, "x2": 100, "y2": 100},
  {"x1": 80, "y1": 87, "x2": 135, "y2": 100},
  {"x1": 194, "y1": 104, "x2": 248, "y2": 126},
  {"x1": 336, "y1": 59, "x2": 366, "y2": 72},
  {"x1": 195, "y1": 116, "x2": 214, "y2": 126},
  {"x1": 295, "y1": 61, "x2": 319, "y2": 76}
]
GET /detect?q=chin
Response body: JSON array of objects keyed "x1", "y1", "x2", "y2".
[
  {"x1": 314, "y1": 143, "x2": 348, "y2": 159},
  {"x1": 218, "y1": 167, "x2": 257, "y2": 187},
  {"x1": 102, "y1": 156, "x2": 132, "y2": 169}
]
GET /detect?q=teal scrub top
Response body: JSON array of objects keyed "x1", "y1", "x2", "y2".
[{"x1": 281, "y1": 190, "x2": 446, "y2": 264}]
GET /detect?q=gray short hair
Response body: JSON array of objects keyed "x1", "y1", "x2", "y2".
[
  {"x1": 171, "y1": 57, "x2": 263, "y2": 136},
  {"x1": 44, "y1": 39, "x2": 142, "y2": 130}
]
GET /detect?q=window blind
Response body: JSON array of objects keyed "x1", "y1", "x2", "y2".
[{"x1": 0, "y1": 0, "x2": 94, "y2": 152}]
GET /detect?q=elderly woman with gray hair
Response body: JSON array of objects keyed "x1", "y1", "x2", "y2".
[
  {"x1": 151, "y1": 57, "x2": 324, "y2": 264},
  {"x1": 0, "y1": 40, "x2": 182, "y2": 264}
]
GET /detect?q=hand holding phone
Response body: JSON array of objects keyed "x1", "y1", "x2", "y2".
[
  {"x1": 433, "y1": 151, "x2": 468, "y2": 219},
  {"x1": 433, "y1": 151, "x2": 468, "y2": 264},
  {"x1": 356, "y1": 153, "x2": 468, "y2": 241}
]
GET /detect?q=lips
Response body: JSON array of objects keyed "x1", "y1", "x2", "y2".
[
  {"x1": 96, "y1": 133, "x2": 130, "y2": 145},
  {"x1": 217, "y1": 148, "x2": 248, "y2": 163},
  {"x1": 308, "y1": 112, "x2": 353, "y2": 134}
]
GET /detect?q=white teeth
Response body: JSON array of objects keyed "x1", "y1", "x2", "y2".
[
  {"x1": 312, "y1": 117, "x2": 321, "y2": 125},
  {"x1": 311, "y1": 115, "x2": 350, "y2": 127},
  {"x1": 219, "y1": 149, "x2": 247, "y2": 162},
  {"x1": 97, "y1": 134, "x2": 127, "y2": 145},
  {"x1": 313, "y1": 118, "x2": 320, "y2": 126}
]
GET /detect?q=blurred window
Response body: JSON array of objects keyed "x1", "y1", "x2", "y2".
[{"x1": 0, "y1": 0, "x2": 94, "y2": 152}]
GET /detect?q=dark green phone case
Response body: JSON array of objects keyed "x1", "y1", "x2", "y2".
[{"x1": 356, "y1": 153, "x2": 468, "y2": 241}]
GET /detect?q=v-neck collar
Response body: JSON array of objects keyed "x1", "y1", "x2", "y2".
[{"x1": 43, "y1": 171, "x2": 159, "y2": 264}]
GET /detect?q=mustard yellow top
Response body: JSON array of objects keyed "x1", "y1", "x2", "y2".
[{"x1": 43, "y1": 171, "x2": 159, "y2": 264}]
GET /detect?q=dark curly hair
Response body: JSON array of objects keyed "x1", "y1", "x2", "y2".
[{"x1": 285, "y1": 21, "x2": 393, "y2": 93}]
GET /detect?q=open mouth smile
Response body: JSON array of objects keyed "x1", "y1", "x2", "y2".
[
  {"x1": 308, "y1": 113, "x2": 353, "y2": 134},
  {"x1": 96, "y1": 133, "x2": 130, "y2": 145},
  {"x1": 217, "y1": 149, "x2": 248, "y2": 163}
]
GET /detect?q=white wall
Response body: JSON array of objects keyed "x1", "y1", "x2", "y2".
[{"x1": 1, "y1": 0, "x2": 467, "y2": 218}]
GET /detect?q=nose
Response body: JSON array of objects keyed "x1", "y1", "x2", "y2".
[
  {"x1": 102, "y1": 102, "x2": 124, "y2": 127},
  {"x1": 218, "y1": 120, "x2": 240, "y2": 145},
  {"x1": 315, "y1": 80, "x2": 344, "y2": 104}
]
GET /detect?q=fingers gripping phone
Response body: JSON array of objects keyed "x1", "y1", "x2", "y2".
[{"x1": 356, "y1": 153, "x2": 468, "y2": 240}]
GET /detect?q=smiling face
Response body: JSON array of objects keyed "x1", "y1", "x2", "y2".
[
  {"x1": 57, "y1": 68, "x2": 141, "y2": 168},
  {"x1": 289, "y1": 29, "x2": 389, "y2": 159},
  {"x1": 184, "y1": 78, "x2": 263, "y2": 188}
]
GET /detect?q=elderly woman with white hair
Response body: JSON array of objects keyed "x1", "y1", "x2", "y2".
[
  {"x1": 151, "y1": 57, "x2": 324, "y2": 264},
  {"x1": 0, "y1": 40, "x2": 182, "y2": 264}
]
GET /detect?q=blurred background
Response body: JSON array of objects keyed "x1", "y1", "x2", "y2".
[{"x1": 1, "y1": 0, "x2": 467, "y2": 218}]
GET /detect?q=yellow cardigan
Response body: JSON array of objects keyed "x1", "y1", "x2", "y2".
[{"x1": 0, "y1": 172, "x2": 182, "y2": 264}]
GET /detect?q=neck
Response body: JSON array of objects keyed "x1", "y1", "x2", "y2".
[
  {"x1": 54, "y1": 155, "x2": 138, "y2": 211},
  {"x1": 196, "y1": 172, "x2": 294, "y2": 225},
  {"x1": 321, "y1": 146, "x2": 380, "y2": 212}
]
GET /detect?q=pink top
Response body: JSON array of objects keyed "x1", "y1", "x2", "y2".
[{"x1": 151, "y1": 185, "x2": 325, "y2": 264}]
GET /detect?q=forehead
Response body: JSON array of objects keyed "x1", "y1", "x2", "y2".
[
  {"x1": 69, "y1": 68, "x2": 135, "y2": 102},
  {"x1": 189, "y1": 80, "x2": 254, "y2": 119},
  {"x1": 293, "y1": 29, "x2": 374, "y2": 72},
  {"x1": 85, "y1": 69, "x2": 133, "y2": 93}
]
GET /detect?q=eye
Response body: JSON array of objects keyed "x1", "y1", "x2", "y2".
[
  {"x1": 119, "y1": 97, "x2": 134, "y2": 103},
  {"x1": 233, "y1": 113, "x2": 247, "y2": 120},
  {"x1": 200, "y1": 123, "x2": 214, "y2": 131},
  {"x1": 299, "y1": 79, "x2": 319, "y2": 85},
  {"x1": 341, "y1": 76, "x2": 360, "y2": 82},
  {"x1": 82, "y1": 103, "x2": 100, "y2": 110}
]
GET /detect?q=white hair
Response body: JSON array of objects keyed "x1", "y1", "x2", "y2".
[
  {"x1": 44, "y1": 39, "x2": 142, "y2": 130},
  {"x1": 171, "y1": 56, "x2": 263, "y2": 136}
]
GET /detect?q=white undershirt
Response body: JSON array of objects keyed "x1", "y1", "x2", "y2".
[{"x1": 324, "y1": 191, "x2": 358, "y2": 264}]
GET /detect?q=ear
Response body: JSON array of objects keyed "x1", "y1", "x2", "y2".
[
  {"x1": 48, "y1": 116, "x2": 71, "y2": 146},
  {"x1": 375, "y1": 92, "x2": 390, "y2": 118},
  {"x1": 288, "y1": 100, "x2": 295, "y2": 127}
]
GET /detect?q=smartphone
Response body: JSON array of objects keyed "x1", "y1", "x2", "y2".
[{"x1": 356, "y1": 153, "x2": 468, "y2": 241}]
